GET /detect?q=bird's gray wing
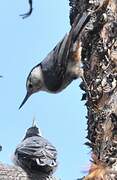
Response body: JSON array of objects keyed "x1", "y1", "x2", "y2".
[
  {"x1": 42, "y1": 12, "x2": 90, "y2": 92},
  {"x1": 15, "y1": 136, "x2": 57, "y2": 173},
  {"x1": 16, "y1": 136, "x2": 57, "y2": 161},
  {"x1": 38, "y1": 35, "x2": 67, "y2": 92}
]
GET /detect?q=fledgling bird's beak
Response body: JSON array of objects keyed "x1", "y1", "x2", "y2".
[{"x1": 19, "y1": 92, "x2": 31, "y2": 109}]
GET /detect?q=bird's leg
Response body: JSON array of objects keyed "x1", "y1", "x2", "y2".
[
  {"x1": 20, "y1": 0, "x2": 33, "y2": 19},
  {"x1": 80, "y1": 69, "x2": 92, "y2": 99},
  {"x1": 72, "y1": 41, "x2": 91, "y2": 98}
]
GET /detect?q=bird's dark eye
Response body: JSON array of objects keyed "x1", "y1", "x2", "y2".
[{"x1": 29, "y1": 83, "x2": 33, "y2": 88}]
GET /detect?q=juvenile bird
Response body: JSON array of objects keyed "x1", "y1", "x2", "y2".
[
  {"x1": 13, "y1": 122, "x2": 58, "y2": 175},
  {"x1": 19, "y1": 12, "x2": 91, "y2": 109}
]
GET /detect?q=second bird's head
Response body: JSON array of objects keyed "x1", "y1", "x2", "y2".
[{"x1": 19, "y1": 65, "x2": 45, "y2": 109}]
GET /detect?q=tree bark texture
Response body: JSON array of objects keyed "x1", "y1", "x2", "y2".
[
  {"x1": 0, "y1": 162, "x2": 57, "y2": 180},
  {"x1": 70, "y1": 0, "x2": 117, "y2": 179}
]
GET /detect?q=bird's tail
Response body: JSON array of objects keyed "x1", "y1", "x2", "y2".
[
  {"x1": 71, "y1": 0, "x2": 110, "y2": 42},
  {"x1": 71, "y1": 12, "x2": 90, "y2": 42}
]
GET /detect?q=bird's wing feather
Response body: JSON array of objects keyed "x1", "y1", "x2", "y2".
[
  {"x1": 39, "y1": 36, "x2": 67, "y2": 92},
  {"x1": 42, "y1": 12, "x2": 90, "y2": 92},
  {"x1": 16, "y1": 136, "x2": 57, "y2": 159}
]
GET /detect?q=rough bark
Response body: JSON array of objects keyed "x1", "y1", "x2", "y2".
[
  {"x1": 0, "y1": 162, "x2": 58, "y2": 180},
  {"x1": 69, "y1": 0, "x2": 89, "y2": 25},
  {"x1": 72, "y1": 0, "x2": 117, "y2": 179}
]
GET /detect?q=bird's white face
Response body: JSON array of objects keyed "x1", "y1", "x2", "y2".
[
  {"x1": 27, "y1": 66, "x2": 44, "y2": 94},
  {"x1": 19, "y1": 65, "x2": 45, "y2": 109}
]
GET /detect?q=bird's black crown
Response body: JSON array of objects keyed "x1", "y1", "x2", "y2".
[{"x1": 24, "y1": 126, "x2": 40, "y2": 139}]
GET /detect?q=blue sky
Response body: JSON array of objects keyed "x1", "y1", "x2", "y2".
[{"x1": 0, "y1": 0, "x2": 90, "y2": 179}]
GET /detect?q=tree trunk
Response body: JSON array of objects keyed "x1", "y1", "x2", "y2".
[
  {"x1": 0, "y1": 162, "x2": 57, "y2": 180},
  {"x1": 71, "y1": 0, "x2": 117, "y2": 179}
]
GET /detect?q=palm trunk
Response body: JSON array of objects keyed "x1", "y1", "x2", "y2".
[{"x1": 70, "y1": 0, "x2": 117, "y2": 179}]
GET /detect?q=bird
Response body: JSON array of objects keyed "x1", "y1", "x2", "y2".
[
  {"x1": 19, "y1": 12, "x2": 91, "y2": 109},
  {"x1": 13, "y1": 120, "x2": 58, "y2": 175},
  {"x1": 20, "y1": 0, "x2": 33, "y2": 19}
]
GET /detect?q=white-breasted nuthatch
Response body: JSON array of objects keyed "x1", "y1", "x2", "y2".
[
  {"x1": 13, "y1": 122, "x2": 58, "y2": 175},
  {"x1": 19, "y1": 12, "x2": 91, "y2": 109}
]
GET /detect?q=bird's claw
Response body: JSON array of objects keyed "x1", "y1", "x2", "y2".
[
  {"x1": 20, "y1": 8, "x2": 33, "y2": 19},
  {"x1": 20, "y1": 0, "x2": 33, "y2": 19}
]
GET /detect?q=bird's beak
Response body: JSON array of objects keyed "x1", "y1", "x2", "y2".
[{"x1": 19, "y1": 92, "x2": 31, "y2": 109}]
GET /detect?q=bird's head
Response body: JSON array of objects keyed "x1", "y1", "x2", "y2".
[
  {"x1": 24, "y1": 118, "x2": 42, "y2": 139},
  {"x1": 19, "y1": 65, "x2": 44, "y2": 109},
  {"x1": 24, "y1": 126, "x2": 40, "y2": 139},
  {"x1": 26, "y1": 65, "x2": 44, "y2": 94}
]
